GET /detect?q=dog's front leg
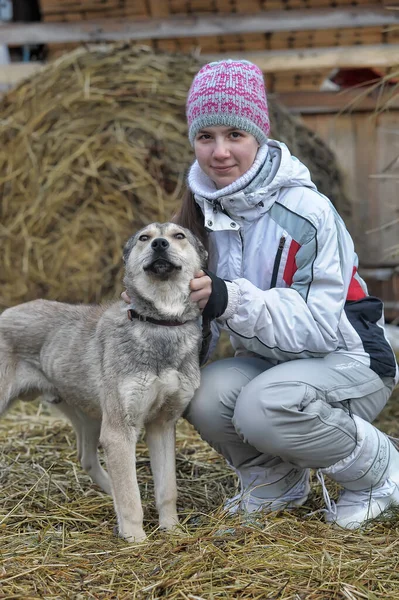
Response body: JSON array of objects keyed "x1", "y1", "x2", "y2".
[
  {"x1": 145, "y1": 417, "x2": 178, "y2": 531},
  {"x1": 100, "y1": 417, "x2": 146, "y2": 542}
]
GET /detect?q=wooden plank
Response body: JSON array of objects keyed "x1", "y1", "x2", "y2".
[
  {"x1": 41, "y1": 2, "x2": 148, "y2": 21},
  {"x1": 204, "y1": 45, "x2": 399, "y2": 72},
  {"x1": 122, "y1": 25, "x2": 398, "y2": 55},
  {"x1": 3, "y1": 42, "x2": 399, "y2": 87},
  {"x1": 274, "y1": 90, "x2": 399, "y2": 114},
  {"x1": 353, "y1": 113, "x2": 380, "y2": 263},
  {"x1": 1, "y1": 6, "x2": 398, "y2": 44},
  {"x1": 39, "y1": 0, "x2": 125, "y2": 12},
  {"x1": 32, "y1": 24, "x2": 399, "y2": 55},
  {"x1": 147, "y1": 0, "x2": 169, "y2": 18},
  {"x1": 167, "y1": 0, "x2": 377, "y2": 12},
  {"x1": 373, "y1": 112, "x2": 399, "y2": 265},
  {"x1": 304, "y1": 113, "x2": 358, "y2": 237},
  {"x1": 266, "y1": 69, "x2": 331, "y2": 92}
]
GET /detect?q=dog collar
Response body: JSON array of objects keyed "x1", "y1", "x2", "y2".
[{"x1": 127, "y1": 308, "x2": 187, "y2": 327}]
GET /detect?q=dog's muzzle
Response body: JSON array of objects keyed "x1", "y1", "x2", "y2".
[{"x1": 143, "y1": 238, "x2": 181, "y2": 276}]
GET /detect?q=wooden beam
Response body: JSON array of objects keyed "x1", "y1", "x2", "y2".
[
  {"x1": 147, "y1": 0, "x2": 169, "y2": 18},
  {"x1": 0, "y1": 6, "x2": 398, "y2": 45},
  {"x1": 1, "y1": 44, "x2": 399, "y2": 87},
  {"x1": 273, "y1": 90, "x2": 399, "y2": 114},
  {"x1": 203, "y1": 45, "x2": 399, "y2": 73}
]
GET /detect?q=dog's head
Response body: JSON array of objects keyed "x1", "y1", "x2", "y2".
[
  {"x1": 123, "y1": 222, "x2": 207, "y2": 277},
  {"x1": 122, "y1": 223, "x2": 208, "y2": 318}
]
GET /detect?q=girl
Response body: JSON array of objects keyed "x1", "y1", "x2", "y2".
[{"x1": 175, "y1": 59, "x2": 399, "y2": 529}]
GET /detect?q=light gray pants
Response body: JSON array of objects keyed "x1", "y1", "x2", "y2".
[{"x1": 184, "y1": 354, "x2": 395, "y2": 470}]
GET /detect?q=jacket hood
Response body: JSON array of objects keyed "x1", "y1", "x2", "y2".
[{"x1": 258, "y1": 139, "x2": 317, "y2": 196}]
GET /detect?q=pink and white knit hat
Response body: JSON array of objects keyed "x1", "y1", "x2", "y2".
[{"x1": 186, "y1": 60, "x2": 270, "y2": 146}]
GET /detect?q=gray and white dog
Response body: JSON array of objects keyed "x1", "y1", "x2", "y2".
[{"x1": 0, "y1": 222, "x2": 207, "y2": 542}]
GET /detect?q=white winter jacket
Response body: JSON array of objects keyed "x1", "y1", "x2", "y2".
[{"x1": 188, "y1": 140, "x2": 398, "y2": 383}]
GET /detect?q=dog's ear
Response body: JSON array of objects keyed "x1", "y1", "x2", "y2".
[{"x1": 122, "y1": 236, "x2": 135, "y2": 264}]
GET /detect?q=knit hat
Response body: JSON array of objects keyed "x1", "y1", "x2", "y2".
[{"x1": 186, "y1": 60, "x2": 270, "y2": 146}]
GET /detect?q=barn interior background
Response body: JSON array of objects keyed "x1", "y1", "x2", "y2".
[{"x1": 0, "y1": 2, "x2": 399, "y2": 599}]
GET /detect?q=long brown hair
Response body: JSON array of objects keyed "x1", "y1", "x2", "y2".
[{"x1": 172, "y1": 187, "x2": 209, "y2": 249}]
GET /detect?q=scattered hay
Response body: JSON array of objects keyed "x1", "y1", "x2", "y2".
[
  {"x1": 1, "y1": 386, "x2": 399, "y2": 599},
  {"x1": 0, "y1": 44, "x2": 351, "y2": 310}
]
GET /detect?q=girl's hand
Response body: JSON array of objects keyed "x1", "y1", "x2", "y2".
[
  {"x1": 121, "y1": 290, "x2": 131, "y2": 304},
  {"x1": 190, "y1": 270, "x2": 212, "y2": 310},
  {"x1": 190, "y1": 269, "x2": 229, "y2": 320}
]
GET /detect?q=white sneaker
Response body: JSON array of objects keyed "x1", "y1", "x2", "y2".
[
  {"x1": 224, "y1": 464, "x2": 310, "y2": 516},
  {"x1": 321, "y1": 415, "x2": 399, "y2": 529}
]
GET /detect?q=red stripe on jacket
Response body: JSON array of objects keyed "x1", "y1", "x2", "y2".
[
  {"x1": 283, "y1": 240, "x2": 301, "y2": 286},
  {"x1": 282, "y1": 243, "x2": 367, "y2": 302},
  {"x1": 347, "y1": 267, "x2": 367, "y2": 301}
]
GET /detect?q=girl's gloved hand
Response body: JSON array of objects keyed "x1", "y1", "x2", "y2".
[{"x1": 190, "y1": 269, "x2": 228, "y2": 320}]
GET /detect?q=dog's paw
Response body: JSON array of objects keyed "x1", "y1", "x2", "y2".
[
  {"x1": 159, "y1": 515, "x2": 179, "y2": 531},
  {"x1": 125, "y1": 531, "x2": 147, "y2": 543},
  {"x1": 113, "y1": 524, "x2": 147, "y2": 543}
]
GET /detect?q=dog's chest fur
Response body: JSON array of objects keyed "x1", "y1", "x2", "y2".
[{"x1": 99, "y1": 309, "x2": 202, "y2": 425}]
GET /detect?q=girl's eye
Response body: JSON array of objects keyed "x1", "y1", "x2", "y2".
[
  {"x1": 139, "y1": 235, "x2": 150, "y2": 242},
  {"x1": 174, "y1": 233, "x2": 185, "y2": 240},
  {"x1": 230, "y1": 131, "x2": 242, "y2": 139},
  {"x1": 197, "y1": 133, "x2": 211, "y2": 140}
]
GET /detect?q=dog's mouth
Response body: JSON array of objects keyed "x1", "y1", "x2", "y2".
[{"x1": 143, "y1": 258, "x2": 182, "y2": 276}]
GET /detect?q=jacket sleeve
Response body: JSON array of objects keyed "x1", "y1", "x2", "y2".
[{"x1": 218, "y1": 206, "x2": 353, "y2": 360}]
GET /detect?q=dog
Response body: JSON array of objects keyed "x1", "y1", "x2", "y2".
[{"x1": 0, "y1": 222, "x2": 207, "y2": 542}]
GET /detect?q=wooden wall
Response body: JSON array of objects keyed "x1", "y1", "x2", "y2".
[
  {"x1": 35, "y1": 0, "x2": 399, "y2": 94},
  {"x1": 298, "y1": 109, "x2": 399, "y2": 269},
  {"x1": 282, "y1": 96, "x2": 399, "y2": 318}
]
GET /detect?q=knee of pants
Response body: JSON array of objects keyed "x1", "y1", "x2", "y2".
[
  {"x1": 184, "y1": 359, "x2": 261, "y2": 445},
  {"x1": 232, "y1": 381, "x2": 319, "y2": 460}
]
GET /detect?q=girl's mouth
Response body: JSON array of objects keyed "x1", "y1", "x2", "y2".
[{"x1": 211, "y1": 165, "x2": 236, "y2": 172}]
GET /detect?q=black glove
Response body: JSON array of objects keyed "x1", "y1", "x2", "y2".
[{"x1": 202, "y1": 269, "x2": 228, "y2": 321}]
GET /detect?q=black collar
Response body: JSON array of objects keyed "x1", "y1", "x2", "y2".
[{"x1": 127, "y1": 308, "x2": 187, "y2": 327}]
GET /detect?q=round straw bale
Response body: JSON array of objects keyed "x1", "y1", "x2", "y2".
[{"x1": 0, "y1": 44, "x2": 351, "y2": 308}]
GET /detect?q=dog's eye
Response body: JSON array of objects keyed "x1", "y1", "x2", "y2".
[
  {"x1": 139, "y1": 235, "x2": 150, "y2": 242},
  {"x1": 174, "y1": 233, "x2": 185, "y2": 240}
]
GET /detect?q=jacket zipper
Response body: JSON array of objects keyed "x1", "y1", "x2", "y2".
[
  {"x1": 270, "y1": 236, "x2": 286, "y2": 288},
  {"x1": 239, "y1": 229, "x2": 244, "y2": 277}
]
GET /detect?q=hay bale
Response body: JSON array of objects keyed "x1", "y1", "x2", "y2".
[{"x1": 0, "y1": 44, "x2": 351, "y2": 308}]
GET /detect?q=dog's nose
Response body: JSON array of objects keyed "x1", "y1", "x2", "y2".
[{"x1": 151, "y1": 238, "x2": 169, "y2": 251}]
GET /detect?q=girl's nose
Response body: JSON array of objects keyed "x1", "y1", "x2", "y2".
[{"x1": 212, "y1": 140, "x2": 230, "y2": 159}]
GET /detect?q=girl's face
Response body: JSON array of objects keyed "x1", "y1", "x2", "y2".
[{"x1": 194, "y1": 126, "x2": 259, "y2": 189}]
